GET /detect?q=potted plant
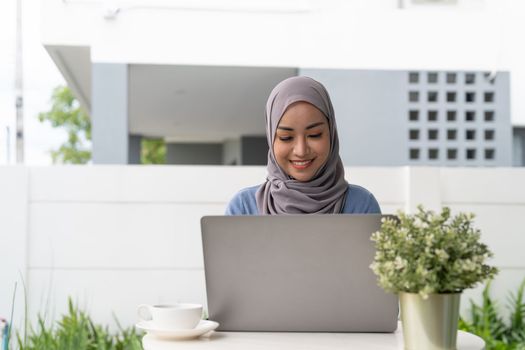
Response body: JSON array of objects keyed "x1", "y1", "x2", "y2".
[{"x1": 370, "y1": 206, "x2": 498, "y2": 350}]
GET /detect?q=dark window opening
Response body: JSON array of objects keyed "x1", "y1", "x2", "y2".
[
  {"x1": 465, "y1": 73, "x2": 476, "y2": 84},
  {"x1": 466, "y1": 129, "x2": 476, "y2": 140},
  {"x1": 485, "y1": 129, "x2": 495, "y2": 140},
  {"x1": 428, "y1": 149, "x2": 439, "y2": 160},
  {"x1": 484, "y1": 111, "x2": 495, "y2": 121},
  {"x1": 409, "y1": 72, "x2": 419, "y2": 83},
  {"x1": 428, "y1": 129, "x2": 439, "y2": 140},
  {"x1": 466, "y1": 149, "x2": 476, "y2": 160},
  {"x1": 466, "y1": 92, "x2": 476, "y2": 103},
  {"x1": 484, "y1": 92, "x2": 495, "y2": 103},
  {"x1": 428, "y1": 72, "x2": 438, "y2": 84}
]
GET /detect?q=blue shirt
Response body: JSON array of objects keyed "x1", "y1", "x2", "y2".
[{"x1": 225, "y1": 184, "x2": 381, "y2": 215}]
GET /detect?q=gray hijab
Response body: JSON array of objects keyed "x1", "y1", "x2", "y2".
[{"x1": 255, "y1": 76, "x2": 348, "y2": 214}]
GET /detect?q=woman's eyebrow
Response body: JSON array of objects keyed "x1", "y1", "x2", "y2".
[
  {"x1": 306, "y1": 122, "x2": 326, "y2": 130},
  {"x1": 277, "y1": 122, "x2": 326, "y2": 131}
]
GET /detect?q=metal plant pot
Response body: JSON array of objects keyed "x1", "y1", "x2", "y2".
[{"x1": 400, "y1": 292, "x2": 461, "y2": 350}]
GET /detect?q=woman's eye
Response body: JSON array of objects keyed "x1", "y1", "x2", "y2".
[
  {"x1": 278, "y1": 136, "x2": 293, "y2": 142},
  {"x1": 309, "y1": 133, "x2": 322, "y2": 138}
]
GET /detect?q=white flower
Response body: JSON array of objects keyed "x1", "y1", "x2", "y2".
[
  {"x1": 435, "y1": 249, "x2": 449, "y2": 262},
  {"x1": 394, "y1": 256, "x2": 407, "y2": 270},
  {"x1": 425, "y1": 234, "x2": 435, "y2": 246}
]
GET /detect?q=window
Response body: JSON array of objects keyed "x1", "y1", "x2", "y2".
[
  {"x1": 428, "y1": 91, "x2": 438, "y2": 102},
  {"x1": 447, "y1": 110, "x2": 457, "y2": 121},
  {"x1": 466, "y1": 92, "x2": 476, "y2": 103},
  {"x1": 485, "y1": 129, "x2": 495, "y2": 140},
  {"x1": 428, "y1": 129, "x2": 439, "y2": 140},
  {"x1": 485, "y1": 149, "x2": 495, "y2": 160},
  {"x1": 409, "y1": 148, "x2": 420, "y2": 160},
  {"x1": 484, "y1": 111, "x2": 495, "y2": 122},
  {"x1": 465, "y1": 73, "x2": 476, "y2": 84},
  {"x1": 447, "y1": 129, "x2": 457, "y2": 140},
  {"x1": 447, "y1": 149, "x2": 457, "y2": 160},
  {"x1": 466, "y1": 149, "x2": 476, "y2": 160},
  {"x1": 428, "y1": 110, "x2": 438, "y2": 121},
  {"x1": 484, "y1": 92, "x2": 495, "y2": 103},
  {"x1": 428, "y1": 72, "x2": 438, "y2": 84},
  {"x1": 409, "y1": 72, "x2": 419, "y2": 83},
  {"x1": 409, "y1": 129, "x2": 419, "y2": 140},
  {"x1": 409, "y1": 91, "x2": 419, "y2": 102},
  {"x1": 409, "y1": 110, "x2": 419, "y2": 121},
  {"x1": 466, "y1": 129, "x2": 476, "y2": 140},
  {"x1": 465, "y1": 111, "x2": 476, "y2": 122},
  {"x1": 428, "y1": 148, "x2": 439, "y2": 160},
  {"x1": 446, "y1": 73, "x2": 456, "y2": 84},
  {"x1": 446, "y1": 92, "x2": 456, "y2": 103}
]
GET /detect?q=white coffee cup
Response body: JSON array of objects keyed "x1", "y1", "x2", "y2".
[{"x1": 137, "y1": 303, "x2": 203, "y2": 329}]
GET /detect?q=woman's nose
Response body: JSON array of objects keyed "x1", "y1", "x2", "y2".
[{"x1": 293, "y1": 137, "x2": 309, "y2": 157}]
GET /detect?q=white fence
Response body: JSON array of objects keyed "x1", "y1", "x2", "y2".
[{"x1": 1, "y1": 166, "x2": 524, "y2": 330}]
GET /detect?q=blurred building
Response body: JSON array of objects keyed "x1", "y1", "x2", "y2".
[{"x1": 41, "y1": 0, "x2": 525, "y2": 166}]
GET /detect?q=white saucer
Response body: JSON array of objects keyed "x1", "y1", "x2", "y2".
[{"x1": 135, "y1": 320, "x2": 219, "y2": 340}]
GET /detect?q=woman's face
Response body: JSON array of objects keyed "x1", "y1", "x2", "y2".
[{"x1": 273, "y1": 101, "x2": 330, "y2": 182}]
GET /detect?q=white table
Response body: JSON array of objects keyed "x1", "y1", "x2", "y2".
[{"x1": 142, "y1": 325, "x2": 485, "y2": 350}]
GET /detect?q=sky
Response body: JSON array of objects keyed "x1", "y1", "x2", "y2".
[{"x1": 0, "y1": 0, "x2": 66, "y2": 165}]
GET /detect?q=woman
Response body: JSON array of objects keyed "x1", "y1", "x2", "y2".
[{"x1": 226, "y1": 76, "x2": 380, "y2": 215}]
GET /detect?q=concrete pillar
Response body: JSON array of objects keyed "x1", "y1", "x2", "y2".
[{"x1": 92, "y1": 63, "x2": 129, "y2": 164}]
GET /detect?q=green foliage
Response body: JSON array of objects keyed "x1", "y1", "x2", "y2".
[
  {"x1": 15, "y1": 298, "x2": 143, "y2": 350},
  {"x1": 38, "y1": 85, "x2": 166, "y2": 165},
  {"x1": 38, "y1": 86, "x2": 91, "y2": 164},
  {"x1": 370, "y1": 205, "x2": 498, "y2": 298},
  {"x1": 141, "y1": 138, "x2": 166, "y2": 164},
  {"x1": 459, "y1": 280, "x2": 525, "y2": 350}
]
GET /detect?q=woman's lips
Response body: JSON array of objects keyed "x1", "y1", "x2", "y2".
[{"x1": 290, "y1": 159, "x2": 314, "y2": 169}]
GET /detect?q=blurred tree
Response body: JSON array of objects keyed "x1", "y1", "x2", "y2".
[
  {"x1": 141, "y1": 138, "x2": 166, "y2": 164},
  {"x1": 38, "y1": 86, "x2": 91, "y2": 164},
  {"x1": 38, "y1": 85, "x2": 166, "y2": 164}
]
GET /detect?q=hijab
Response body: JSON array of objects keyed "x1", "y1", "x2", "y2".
[{"x1": 255, "y1": 76, "x2": 348, "y2": 214}]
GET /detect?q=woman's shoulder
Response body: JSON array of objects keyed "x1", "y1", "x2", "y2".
[
  {"x1": 225, "y1": 185, "x2": 260, "y2": 215},
  {"x1": 343, "y1": 184, "x2": 381, "y2": 214}
]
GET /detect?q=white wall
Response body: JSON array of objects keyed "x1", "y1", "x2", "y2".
[{"x1": 1, "y1": 165, "x2": 524, "y2": 330}]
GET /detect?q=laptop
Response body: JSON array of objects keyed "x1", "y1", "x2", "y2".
[{"x1": 201, "y1": 214, "x2": 398, "y2": 332}]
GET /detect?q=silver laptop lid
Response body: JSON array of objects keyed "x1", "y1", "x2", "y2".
[{"x1": 201, "y1": 214, "x2": 398, "y2": 332}]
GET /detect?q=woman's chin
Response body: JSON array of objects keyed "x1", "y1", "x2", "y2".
[{"x1": 289, "y1": 171, "x2": 315, "y2": 182}]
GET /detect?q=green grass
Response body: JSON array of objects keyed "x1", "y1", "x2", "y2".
[
  {"x1": 13, "y1": 298, "x2": 143, "y2": 350},
  {"x1": 459, "y1": 279, "x2": 525, "y2": 350},
  {"x1": 6, "y1": 281, "x2": 525, "y2": 350}
]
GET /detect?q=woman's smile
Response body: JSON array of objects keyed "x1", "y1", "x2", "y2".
[{"x1": 290, "y1": 158, "x2": 315, "y2": 169}]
